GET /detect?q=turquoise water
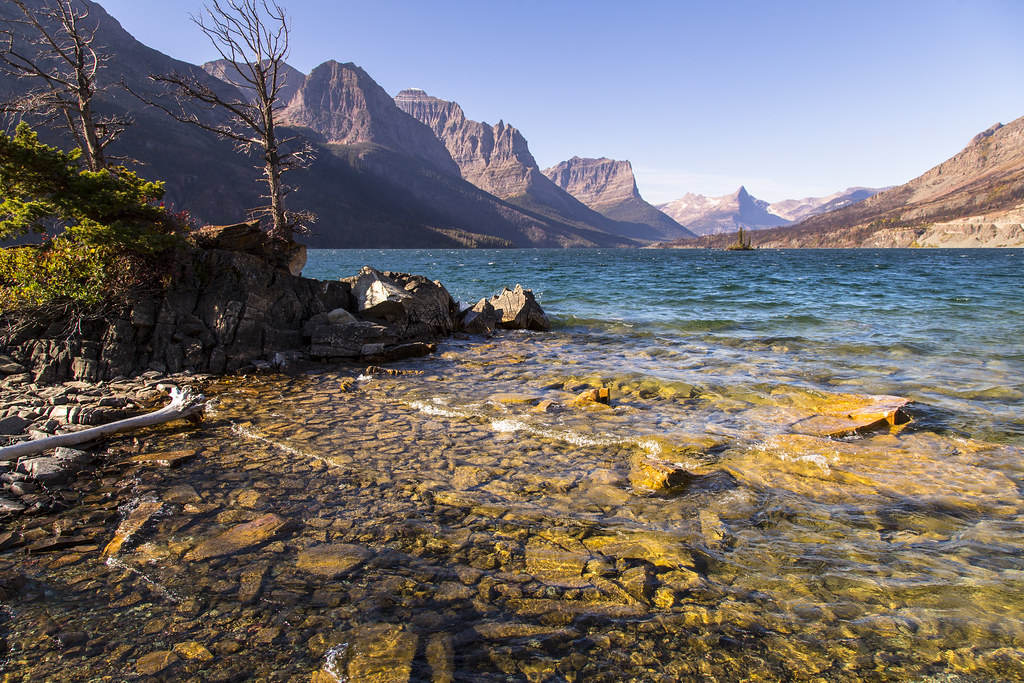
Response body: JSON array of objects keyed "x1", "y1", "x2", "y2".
[{"x1": 308, "y1": 248, "x2": 1024, "y2": 444}]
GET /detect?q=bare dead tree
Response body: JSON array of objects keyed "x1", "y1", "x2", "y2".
[
  {"x1": 140, "y1": 0, "x2": 313, "y2": 241},
  {"x1": 0, "y1": 0, "x2": 129, "y2": 170}
]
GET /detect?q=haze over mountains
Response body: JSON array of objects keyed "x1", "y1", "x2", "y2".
[
  {"x1": 2, "y1": 0, "x2": 1021, "y2": 249},
  {"x1": 657, "y1": 186, "x2": 887, "y2": 236}
]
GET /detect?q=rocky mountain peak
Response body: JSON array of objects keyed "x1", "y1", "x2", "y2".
[
  {"x1": 394, "y1": 89, "x2": 543, "y2": 198},
  {"x1": 543, "y1": 157, "x2": 640, "y2": 209},
  {"x1": 659, "y1": 187, "x2": 789, "y2": 236},
  {"x1": 202, "y1": 59, "x2": 306, "y2": 107},
  {"x1": 542, "y1": 157, "x2": 694, "y2": 241},
  {"x1": 281, "y1": 62, "x2": 460, "y2": 177}
]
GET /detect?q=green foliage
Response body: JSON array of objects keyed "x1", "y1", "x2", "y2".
[
  {"x1": 0, "y1": 123, "x2": 186, "y2": 312},
  {"x1": 726, "y1": 226, "x2": 754, "y2": 251}
]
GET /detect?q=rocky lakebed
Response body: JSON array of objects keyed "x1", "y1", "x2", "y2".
[{"x1": 1, "y1": 255, "x2": 1023, "y2": 681}]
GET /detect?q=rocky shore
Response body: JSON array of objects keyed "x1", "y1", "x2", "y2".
[
  {"x1": 0, "y1": 224, "x2": 550, "y2": 523},
  {"x1": 0, "y1": 224, "x2": 549, "y2": 386}
]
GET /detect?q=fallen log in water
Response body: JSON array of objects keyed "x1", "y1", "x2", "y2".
[{"x1": 0, "y1": 386, "x2": 207, "y2": 460}]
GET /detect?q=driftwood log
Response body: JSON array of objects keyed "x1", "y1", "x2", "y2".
[{"x1": 0, "y1": 386, "x2": 207, "y2": 460}]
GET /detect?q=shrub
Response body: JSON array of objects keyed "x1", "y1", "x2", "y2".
[{"x1": 0, "y1": 123, "x2": 186, "y2": 313}]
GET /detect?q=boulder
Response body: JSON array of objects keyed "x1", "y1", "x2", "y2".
[
  {"x1": 0, "y1": 415, "x2": 30, "y2": 435},
  {"x1": 628, "y1": 453, "x2": 693, "y2": 493},
  {"x1": 296, "y1": 543, "x2": 372, "y2": 577},
  {"x1": 487, "y1": 285, "x2": 550, "y2": 330},
  {"x1": 460, "y1": 299, "x2": 498, "y2": 335},
  {"x1": 19, "y1": 456, "x2": 77, "y2": 484},
  {"x1": 352, "y1": 267, "x2": 414, "y2": 322}
]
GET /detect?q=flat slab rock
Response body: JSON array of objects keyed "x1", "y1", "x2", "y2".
[
  {"x1": 296, "y1": 543, "x2": 372, "y2": 577},
  {"x1": 184, "y1": 513, "x2": 286, "y2": 562}
]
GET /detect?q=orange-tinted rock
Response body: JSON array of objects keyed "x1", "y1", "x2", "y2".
[
  {"x1": 628, "y1": 453, "x2": 692, "y2": 492},
  {"x1": 104, "y1": 499, "x2": 163, "y2": 556},
  {"x1": 136, "y1": 650, "x2": 179, "y2": 675},
  {"x1": 296, "y1": 543, "x2": 372, "y2": 577},
  {"x1": 183, "y1": 513, "x2": 287, "y2": 562}
]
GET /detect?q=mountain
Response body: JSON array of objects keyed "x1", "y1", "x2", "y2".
[
  {"x1": 542, "y1": 157, "x2": 695, "y2": 241},
  {"x1": 0, "y1": 1, "x2": 637, "y2": 248},
  {"x1": 768, "y1": 187, "x2": 885, "y2": 222},
  {"x1": 281, "y1": 62, "x2": 461, "y2": 177},
  {"x1": 657, "y1": 117, "x2": 1024, "y2": 249},
  {"x1": 394, "y1": 88, "x2": 654, "y2": 242},
  {"x1": 201, "y1": 58, "x2": 307, "y2": 109},
  {"x1": 658, "y1": 187, "x2": 790, "y2": 236}
]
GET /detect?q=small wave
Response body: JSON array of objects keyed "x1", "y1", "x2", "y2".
[
  {"x1": 409, "y1": 400, "x2": 467, "y2": 420},
  {"x1": 322, "y1": 643, "x2": 350, "y2": 682},
  {"x1": 491, "y1": 418, "x2": 528, "y2": 433},
  {"x1": 230, "y1": 422, "x2": 331, "y2": 466},
  {"x1": 105, "y1": 555, "x2": 182, "y2": 603}
]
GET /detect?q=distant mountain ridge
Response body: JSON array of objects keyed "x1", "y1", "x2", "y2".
[
  {"x1": 394, "y1": 88, "x2": 657, "y2": 242},
  {"x1": 658, "y1": 187, "x2": 790, "y2": 235},
  {"x1": 542, "y1": 157, "x2": 694, "y2": 241},
  {"x1": 768, "y1": 187, "x2": 886, "y2": 222},
  {"x1": 657, "y1": 116, "x2": 1024, "y2": 248}
]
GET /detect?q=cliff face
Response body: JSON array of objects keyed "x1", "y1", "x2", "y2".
[
  {"x1": 543, "y1": 157, "x2": 694, "y2": 241},
  {"x1": 659, "y1": 187, "x2": 790, "y2": 236},
  {"x1": 282, "y1": 62, "x2": 461, "y2": 177},
  {"x1": 395, "y1": 88, "x2": 543, "y2": 198},
  {"x1": 394, "y1": 89, "x2": 650, "y2": 242}
]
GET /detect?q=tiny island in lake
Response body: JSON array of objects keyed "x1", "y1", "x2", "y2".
[{"x1": 1, "y1": 0, "x2": 1023, "y2": 681}]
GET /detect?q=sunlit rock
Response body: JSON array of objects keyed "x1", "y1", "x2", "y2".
[
  {"x1": 352, "y1": 267, "x2": 414, "y2": 322},
  {"x1": 104, "y1": 499, "x2": 163, "y2": 556},
  {"x1": 756, "y1": 390, "x2": 913, "y2": 437},
  {"x1": 183, "y1": 513, "x2": 287, "y2": 561},
  {"x1": 173, "y1": 641, "x2": 214, "y2": 661},
  {"x1": 734, "y1": 433, "x2": 1021, "y2": 512},
  {"x1": 628, "y1": 453, "x2": 692, "y2": 493},
  {"x1": 297, "y1": 543, "x2": 372, "y2": 577},
  {"x1": 128, "y1": 449, "x2": 197, "y2": 467},
  {"x1": 584, "y1": 531, "x2": 700, "y2": 570},
  {"x1": 343, "y1": 623, "x2": 419, "y2": 683},
  {"x1": 525, "y1": 538, "x2": 591, "y2": 587},
  {"x1": 572, "y1": 387, "x2": 611, "y2": 408},
  {"x1": 135, "y1": 650, "x2": 178, "y2": 675},
  {"x1": 487, "y1": 285, "x2": 550, "y2": 330}
]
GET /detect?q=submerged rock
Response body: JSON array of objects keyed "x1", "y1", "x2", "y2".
[
  {"x1": 183, "y1": 513, "x2": 287, "y2": 561},
  {"x1": 297, "y1": 543, "x2": 372, "y2": 577},
  {"x1": 343, "y1": 623, "x2": 419, "y2": 683},
  {"x1": 104, "y1": 499, "x2": 163, "y2": 556},
  {"x1": 628, "y1": 453, "x2": 693, "y2": 493}
]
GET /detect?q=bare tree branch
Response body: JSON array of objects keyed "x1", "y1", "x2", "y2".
[
  {"x1": 137, "y1": 0, "x2": 313, "y2": 241},
  {"x1": 0, "y1": 0, "x2": 121, "y2": 170}
]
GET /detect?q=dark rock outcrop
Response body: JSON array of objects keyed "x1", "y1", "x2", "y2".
[{"x1": 0, "y1": 248, "x2": 549, "y2": 384}]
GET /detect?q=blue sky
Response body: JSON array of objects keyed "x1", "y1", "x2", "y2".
[{"x1": 96, "y1": 0, "x2": 1024, "y2": 204}]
